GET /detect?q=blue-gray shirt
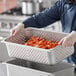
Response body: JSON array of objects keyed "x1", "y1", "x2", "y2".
[
  {"x1": 23, "y1": 0, "x2": 76, "y2": 63},
  {"x1": 23, "y1": 0, "x2": 76, "y2": 33}
]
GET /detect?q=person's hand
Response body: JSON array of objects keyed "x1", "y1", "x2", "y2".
[
  {"x1": 11, "y1": 23, "x2": 24, "y2": 36},
  {"x1": 59, "y1": 31, "x2": 76, "y2": 47}
]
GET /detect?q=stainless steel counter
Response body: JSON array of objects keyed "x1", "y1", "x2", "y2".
[
  {"x1": 0, "y1": 15, "x2": 29, "y2": 38},
  {"x1": 0, "y1": 15, "x2": 62, "y2": 38},
  {"x1": 0, "y1": 15, "x2": 29, "y2": 23},
  {"x1": 0, "y1": 59, "x2": 75, "y2": 76}
]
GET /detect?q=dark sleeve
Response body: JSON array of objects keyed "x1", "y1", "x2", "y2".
[{"x1": 23, "y1": 0, "x2": 61, "y2": 28}]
